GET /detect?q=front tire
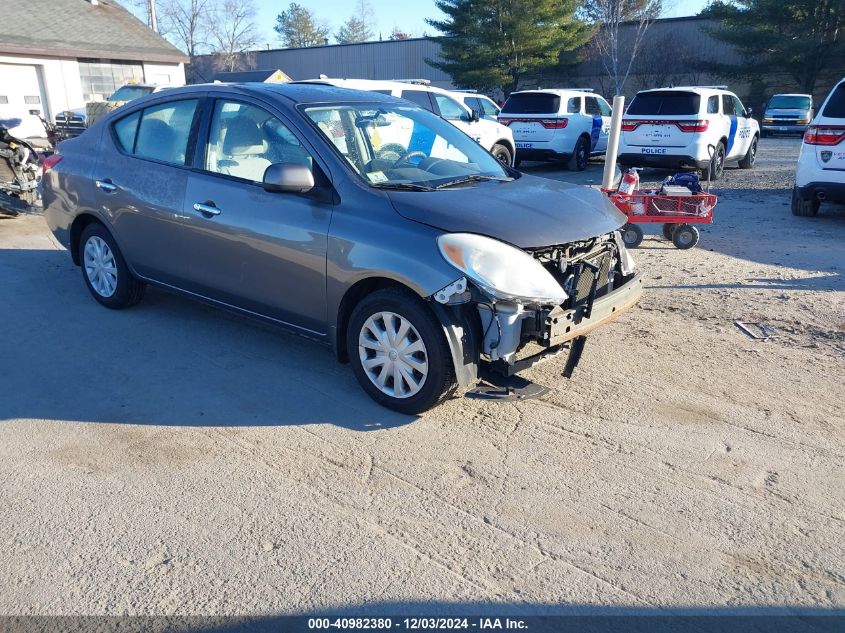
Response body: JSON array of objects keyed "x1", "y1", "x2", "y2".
[
  {"x1": 567, "y1": 136, "x2": 589, "y2": 171},
  {"x1": 791, "y1": 187, "x2": 819, "y2": 217},
  {"x1": 491, "y1": 143, "x2": 512, "y2": 167},
  {"x1": 738, "y1": 135, "x2": 757, "y2": 169},
  {"x1": 672, "y1": 224, "x2": 700, "y2": 249},
  {"x1": 662, "y1": 223, "x2": 675, "y2": 240},
  {"x1": 621, "y1": 223, "x2": 644, "y2": 248},
  {"x1": 347, "y1": 288, "x2": 456, "y2": 414},
  {"x1": 79, "y1": 222, "x2": 145, "y2": 309}
]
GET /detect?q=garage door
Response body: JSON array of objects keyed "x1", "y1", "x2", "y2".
[{"x1": 0, "y1": 63, "x2": 48, "y2": 138}]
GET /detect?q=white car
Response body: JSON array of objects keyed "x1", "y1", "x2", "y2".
[
  {"x1": 451, "y1": 91, "x2": 501, "y2": 121},
  {"x1": 618, "y1": 86, "x2": 759, "y2": 180},
  {"x1": 793, "y1": 78, "x2": 845, "y2": 216},
  {"x1": 297, "y1": 78, "x2": 515, "y2": 166},
  {"x1": 498, "y1": 89, "x2": 612, "y2": 170}
]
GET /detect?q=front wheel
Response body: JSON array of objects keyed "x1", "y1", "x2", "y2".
[
  {"x1": 662, "y1": 223, "x2": 675, "y2": 240},
  {"x1": 79, "y1": 222, "x2": 145, "y2": 308},
  {"x1": 738, "y1": 135, "x2": 758, "y2": 169},
  {"x1": 621, "y1": 223, "x2": 644, "y2": 248},
  {"x1": 347, "y1": 288, "x2": 456, "y2": 414},
  {"x1": 491, "y1": 143, "x2": 513, "y2": 167},
  {"x1": 567, "y1": 136, "x2": 589, "y2": 171},
  {"x1": 672, "y1": 224, "x2": 700, "y2": 249}
]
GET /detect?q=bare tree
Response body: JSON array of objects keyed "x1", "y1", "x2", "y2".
[
  {"x1": 209, "y1": 0, "x2": 258, "y2": 72},
  {"x1": 158, "y1": 0, "x2": 214, "y2": 56},
  {"x1": 582, "y1": 0, "x2": 664, "y2": 95}
]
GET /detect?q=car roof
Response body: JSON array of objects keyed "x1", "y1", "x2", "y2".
[
  {"x1": 509, "y1": 89, "x2": 597, "y2": 97},
  {"x1": 294, "y1": 77, "x2": 457, "y2": 96},
  {"x1": 140, "y1": 82, "x2": 404, "y2": 106},
  {"x1": 770, "y1": 93, "x2": 812, "y2": 98},
  {"x1": 635, "y1": 86, "x2": 732, "y2": 95}
]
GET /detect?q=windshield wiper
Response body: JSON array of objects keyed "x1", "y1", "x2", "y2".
[
  {"x1": 371, "y1": 182, "x2": 433, "y2": 191},
  {"x1": 433, "y1": 174, "x2": 513, "y2": 190}
]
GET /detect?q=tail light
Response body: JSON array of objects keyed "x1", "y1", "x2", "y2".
[
  {"x1": 41, "y1": 153, "x2": 63, "y2": 177},
  {"x1": 676, "y1": 120, "x2": 709, "y2": 133},
  {"x1": 621, "y1": 120, "x2": 640, "y2": 131},
  {"x1": 804, "y1": 125, "x2": 845, "y2": 146},
  {"x1": 498, "y1": 117, "x2": 567, "y2": 129}
]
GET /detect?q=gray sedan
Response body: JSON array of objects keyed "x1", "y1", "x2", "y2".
[{"x1": 43, "y1": 83, "x2": 641, "y2": 413}]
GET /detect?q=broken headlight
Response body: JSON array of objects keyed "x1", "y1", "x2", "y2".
[{"x1": 437, "y1": 233, "x2": 568, "y2": 306}]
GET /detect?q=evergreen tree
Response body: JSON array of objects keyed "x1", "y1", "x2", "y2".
[
  {"x1": 336, "y1": 0, "x2": 374, "y2": 44},
  {"x1": 427, "y1": 0, "x2": 591, "y2": 95},
  {"x1": 703, "y1": 0, "x2": 844, "y2": 95},
  {"x1": 274, "y1": 2, "x2": 330, "y2": 48}
]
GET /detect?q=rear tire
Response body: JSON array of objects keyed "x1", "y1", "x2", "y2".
[
  {"x1": 738, "y1": 135, "x2": 757, "y2": 169},
  {"x1": 567, "y1": 136, "x2": 589, "y2": 171},
  {"x1": 791, "y1": 187, "x2": 819, "y2": 217},
  {"x1": 707, "y1": 142, "x2": 726, "y2": 181},
  {"x1": 491, "y1": 143, "x2": 512, "y2": 167},
  {"x1": 621, "y1": 223, "x2": 644, "y2": 248},
  {"x1": 346, "y1": 287, "x2": 456, "y2": 414},
  {"x1": 662, "y1": 223, "x2": 675, "y2": 240},
  {"x1": 672, "y1": 224, "x2": 700, "y2": 249},
  {"x1": 79, "y1": 222, "x2": 145, "y2": 309}
]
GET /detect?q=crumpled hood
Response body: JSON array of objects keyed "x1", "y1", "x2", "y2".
[{"x1": 386, "y1": 174, "x2": 627, "y2": 248}]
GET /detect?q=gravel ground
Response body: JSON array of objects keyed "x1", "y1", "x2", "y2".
[{"x1": 0, "y1": 137, "x2": 843, "y2": 617}]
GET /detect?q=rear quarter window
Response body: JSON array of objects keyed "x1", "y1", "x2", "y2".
[
  {"x1": 502, "y1": 93, "x2": 561, "y2": 114},
  {"x1": 627, "y1": 91, "x2": 701, "y2": 115},
  {"x1": 113, "y1": 110, "x2": 140, "y2": 152},
  {"x1": 823, "y1": 84, "x2": 845, "y2": 118}
]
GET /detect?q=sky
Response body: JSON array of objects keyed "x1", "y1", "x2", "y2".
[{"x1": 250, "y1": 0, "x2": 712, "y2": 50}]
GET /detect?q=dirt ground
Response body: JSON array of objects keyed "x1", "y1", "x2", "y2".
[{"x1": 0, "y1": 137, "x2": 843, "y2": 616}]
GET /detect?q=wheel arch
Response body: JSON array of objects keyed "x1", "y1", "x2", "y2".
[{"x1": 69, "y1": 213, "x2": 106, "y2": 266}]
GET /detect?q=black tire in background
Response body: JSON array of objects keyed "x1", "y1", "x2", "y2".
[
  {"x1": 738, "y1": 135, "x2": 758, "y2": 169},
  {"x1": 346, "y1": 287, "x2": 456, "y2": 414},
  {"x1": 79, "y1": 222, "x2": 145, "y2": 309},
  {"x1": 707, "y1": 142, "x2": 726, "y2": 181},
  {"x1": 621, "y1": 223, "x2": 644, "y2": 248},
  {"x1": 672, "y1": 224, "x2": 700, "y2": 249},
  {"x1": 567, "y1": 136, "x2": 589, "y2": 171},
  {"x1": 662, "y1": 223, "x2": 675, "y2": 240},
  {"x1": 491, "y1": 143, "x2": 513, "y2": 166},
  {"x1": 791, "y1": 187, "x2": 820, "y2": 217}
]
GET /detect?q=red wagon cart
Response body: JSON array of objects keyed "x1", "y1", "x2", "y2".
[{"x1": 605, "y1": 189, "x2": 718, "y2": 250}]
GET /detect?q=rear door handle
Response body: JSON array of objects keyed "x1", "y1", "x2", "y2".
[
  {"x1": 193, "y1": 202, "x2": 221, "y2": 217},
  {"x1": 95, "y1": 179, "x2": 117, "y2": 193}
]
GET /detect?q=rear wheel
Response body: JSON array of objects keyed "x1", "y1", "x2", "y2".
[
  {"x1": 79, "y1": 222, "x2": 145, "y2": 308},
  {"x1": 491, "y1": 143, "x2": 512, "y2": 166},
  {"x1": 672, "y1": 224, "x2": 700, "y2": 249},
  {"x1": 738, "y1": 135, "x2": 758, "y2": 169},
  {"x1": 662, "y1": 223, "x2": 675, "y2": 240},
  {"x1": 706, "y1": 142, "x2": 726, "y2": 181},
  {"x1": 791, "y1": 187, "x2": 819, "y2": 217},
  {"x1": 347, "y1": 287, "x2": 456, "y2": 414},
  {"x1": 621, "y1": 223, "x2": 644, "y2": 248},
  {"x1": 567, "y1": 136, "x2": 589, "y2": 171}
]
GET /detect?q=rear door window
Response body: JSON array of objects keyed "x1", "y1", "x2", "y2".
[
  {"x1": 627, "y1": 91, "x2": 701, "y2": 115},
  {"x1": 502, "y1": 92, "x2": 561, "y2": 114},
  {"x1": 432, "y1": 94, "x2": 466, "y2": 120},
  {"x1": 567, "y1": 97, "x2": 581, "y2": 114},
  {"x1": 401, "y1": 90, "x2": 434, "y2": 112},
  {"x1": 134, "y1": 99, "x2": 198, "y2": 165},
  {"x1": 823, "y1": 84, "x2": 845, "y2": 118},
  {"x1": 585, "y1": 97, "x2": 601, "y2": 115}
]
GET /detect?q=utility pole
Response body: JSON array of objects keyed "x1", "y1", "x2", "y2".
[{"x1": 148, "y1": 0, "x2": 158, "y2": 32}]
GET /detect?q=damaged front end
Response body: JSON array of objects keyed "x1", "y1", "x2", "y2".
[{"x1": 430, "y1": 231, "x2": 642, "y2": 390}]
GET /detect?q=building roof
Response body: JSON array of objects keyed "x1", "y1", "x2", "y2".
[
  {"x1": 0, "y1": 0, "x2": 187, "y2": 63},
  {"x1": 213, "y1": 69, "x2": 291, "y2": 83}
]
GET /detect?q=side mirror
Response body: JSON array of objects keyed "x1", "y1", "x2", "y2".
[
  {"x1": 263, "y1": 163, "x2": 315, "y2": 193},
  {"x1": 745, "y1": 107, "x2": 753, "y2": 117},
  {"x1": 470, "y1": 109, "x2": 481, "y2": 122}
]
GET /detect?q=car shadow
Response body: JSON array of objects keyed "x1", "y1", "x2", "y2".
[{"x1": 0, "y1": 248, "x2": 416, "y2": 430}]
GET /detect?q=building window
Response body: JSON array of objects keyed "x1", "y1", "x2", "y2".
[{"x1": 78, "y1": 59, "x2": 144, "y2": 102}]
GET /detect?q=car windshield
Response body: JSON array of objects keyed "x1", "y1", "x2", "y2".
[
  {"x1": 768, "y1": 95, "x2": 811, "y2": 110},
  {"x1": 627, "y1": 91, "x2": 701, "y2": 115},
  {"x1": 108, "y1": 86, "x2": 155, "y2": 102},
  {"x1": 303, "y1": 102, "x2": 509, "y2": 189}
]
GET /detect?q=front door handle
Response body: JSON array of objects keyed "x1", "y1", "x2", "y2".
[
  {"x1": 193, "y1": 202, "x2": 221, "y2": 217},
  {"x1": 95, "y1": 179, "x2": 117, "y2": 193}
]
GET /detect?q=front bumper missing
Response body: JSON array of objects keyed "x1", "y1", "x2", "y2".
[{"x1": 484, "y1": 272, "x2": 643, "y2": 377}]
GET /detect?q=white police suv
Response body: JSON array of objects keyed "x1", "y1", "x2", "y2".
[
  {"x1": 297, "y1": 78, "x2": 516, "y2": 166},
  {"x1": 618, "y1": 86, "x2": 759, "y2": 180},
  {"x1": 792, "y1": 78, "x2": 845, "y2": 216},
  {"x1": 498, "y1": 89, "x2": 612, "y2": 170}
]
